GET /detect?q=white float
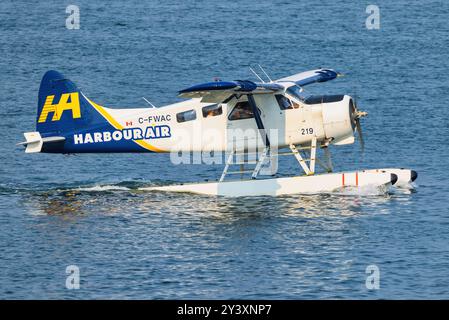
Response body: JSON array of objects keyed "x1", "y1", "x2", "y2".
[{"x1": 141, "y1": 169, "x2": 398, "y2": 197}]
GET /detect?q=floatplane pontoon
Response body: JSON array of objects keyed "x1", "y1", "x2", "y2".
[{"x1": 19, "y1": 67, "x2": 417, "y2": 196}]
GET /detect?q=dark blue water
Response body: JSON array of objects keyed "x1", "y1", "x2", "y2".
[{"x1": 1, "y1": 0, "x2": 448, "y2": 299}]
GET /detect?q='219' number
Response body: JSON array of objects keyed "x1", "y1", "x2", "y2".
[{"x1": 301, "y1": 128, "x2": 314, "y2": 135}]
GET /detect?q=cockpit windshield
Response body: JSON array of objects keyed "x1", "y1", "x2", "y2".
[{"x1": 286, "y1": 85, "x2": 312, "y2": 102}]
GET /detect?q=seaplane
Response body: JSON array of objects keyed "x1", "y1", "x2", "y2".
[{"x1": 19, "y1": 67, "x2": 417, "y2": 196}]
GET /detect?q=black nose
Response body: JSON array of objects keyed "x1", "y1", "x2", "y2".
[
  {"x1": 391, "y1": 173, "x2": 398, "y2": 185},
  {"x1": 411, "y1": 170, "x2": 418, "y2": 182}
]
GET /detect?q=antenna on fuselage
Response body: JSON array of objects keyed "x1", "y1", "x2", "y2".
[
  {"x1": 257, "y1": 64, "x2": 273, "y2": 83},
  {"x1": 142, "y1": 97, "x2": 156, "y2": 108},
  {"x1": 249, "y1": 66, "x2": 265, "y2": 83}
]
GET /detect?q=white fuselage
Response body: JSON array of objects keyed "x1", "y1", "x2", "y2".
[{"x1": 96, "y1": 88, "x2": 355, "y2": 153}]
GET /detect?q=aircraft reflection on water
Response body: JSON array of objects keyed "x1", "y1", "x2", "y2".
[{"x1": 22, "y1": 182, "x2": 414, "y2": 219}]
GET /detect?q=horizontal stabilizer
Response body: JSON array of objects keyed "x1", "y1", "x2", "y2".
[{"x1": 18, "y1": 132, "x2": 65, "y2": 153}]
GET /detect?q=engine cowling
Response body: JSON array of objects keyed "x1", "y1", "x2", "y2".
[{"x1": 321, "y1": 95, "x2": 355, "y2": 145}]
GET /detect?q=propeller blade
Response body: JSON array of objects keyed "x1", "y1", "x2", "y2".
[{"x1": 355, "y1": 118, "x2": 365, "y2": 153}]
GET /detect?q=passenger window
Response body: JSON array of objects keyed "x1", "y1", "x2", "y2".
[
  {"x1": 202, "y1": 104, "x2": 223, "y2": 118},
  {"x1": 228, "y1": 101, "x2": 259, "y2": 120},
  {"x1": 275, "y1": 95, "x2": 293, "y2": 110},
  {"x1": 176, "y1": 109, "x2": 197, "y2": 123}
]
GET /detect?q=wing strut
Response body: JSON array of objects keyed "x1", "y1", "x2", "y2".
[
  {"x1": 247, "y1": 94, "x2": 270, "y2": 147},
  {"x1": 247, "y1": 94, "x2": 271, "y2": 179}
]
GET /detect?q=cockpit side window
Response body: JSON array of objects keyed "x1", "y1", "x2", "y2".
[
  {"x1": 291, "y1": 100, "x2": 300, "y2": 109},
  {"x1": 228, "y1": 101, "x2": 259, "y2": 120},
  {"x1": 287, "y1": 85, "x2": 313, "y2": 101},
  {"x1": 275, "y1": 94, "x2": 293, "y2": 110}
]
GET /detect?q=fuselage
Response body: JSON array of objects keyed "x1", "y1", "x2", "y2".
[
  {"x1": 69, "y1": 85, "x2": 355, "y2": 154},
  {"x1": 26, "y1": 70, "x2": 357, "y2": 154}
]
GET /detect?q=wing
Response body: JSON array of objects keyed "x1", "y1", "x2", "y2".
[
  {"x1": 178, "y1": 68, "x2": 340, "y2": 103},
  {"x1": 276, "y1": 68, "x2": 340, "y2": 87},
  {"x1": 178, "y1": 80, "x2": 283, "y2": 103}
]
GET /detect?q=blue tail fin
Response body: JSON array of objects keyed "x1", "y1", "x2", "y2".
[
  {"x1": 31, "y1": 70, "x2": 155, "y2": 153},
  {"x1": 36, "y1": 70, "x2": 95, "y2": 136}
]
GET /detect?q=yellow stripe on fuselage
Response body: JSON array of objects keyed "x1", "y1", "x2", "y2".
[{"x1": 85, "y1": 95, "x2": 165, "y2": 153}]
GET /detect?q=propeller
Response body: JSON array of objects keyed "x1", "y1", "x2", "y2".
[{"x1": 350, "y1": 96, "x2": 368, "y2": 153}]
